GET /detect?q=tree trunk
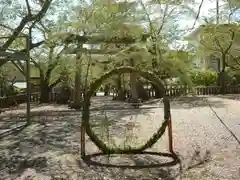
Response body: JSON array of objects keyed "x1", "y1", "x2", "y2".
[
  {"x1": 103, "y1": 84, "x2": 110, "y2": 96},
  {"x1": 71, "y1": 69, "x2": 82, "y2": 109},
  {"x1": 217, "y1": 57, "x2": 221, "y2": 86},
  {"x1": 40, "y1": 82, "x2": 51, "y2": 103},
  {"x1": 151, "y1": 54, "x2": 162, "y2": 98},
  {"x1": 129, "y1": 59, "x2": 138, "y2": 104},
  {"x1": 219, "y1": 53, "x2": 226, "y2": 94},
  {"x1": 152, "y1": 83, "x2": 163, "y2": 98},
  {"x1": 130, "y1": 72, "x2": 138, "y2": 102},
  {"x1": 115, "y1": 75, "x2": 125, "y2": 101},
  {"x1": 74, "y1": 70, "x2": 81, "y2": 101},
  {"x1": 58, "y1": 86, "x2": 71, "y2": 104},
  {"x1": 71, "y1": 46, "x2": 82, "y2": 109},
  {"x1": 219, "y1": 72, "x2": 225, "y2": 94},
  {"x1": 136, "y1": 80, "x2": 149, "y2": 101},
  {"x1": 39, "y1": 73, "x2": 61, "y2": 103}
]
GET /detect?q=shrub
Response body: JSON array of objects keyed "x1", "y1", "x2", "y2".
[{"x1": 190, "y1": 70, "x2": 218, "y2": 86}]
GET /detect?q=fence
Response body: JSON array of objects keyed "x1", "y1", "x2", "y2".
[
  {"x1": 0, "y1": 93, "x2": 40, "y2": 109},
  {"x1": 164, "y1": 85, "x2": 240, "y2": 97},
  {"x1": 1, "y1": 85, "x2": 240, "y2": 109},
  {"x1": 0, "y1": 92, "x2": 66, "y2": 109}
]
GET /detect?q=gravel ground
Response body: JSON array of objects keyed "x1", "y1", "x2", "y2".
[{"x1": 0, "y1": 95, "x2": 240, "y2": 180}]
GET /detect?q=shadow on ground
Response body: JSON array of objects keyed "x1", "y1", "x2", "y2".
[
  {"x1": 0, "y1": 103, "x2": 213, "y2": 179},
  {"x1": 91, "y1": 96, "x2": 227, "y2": 109},
  {"x1": 0, "y1": 121, "x2": 180, "y2": 179},
  {"x1": 0, "y1": 96, "x2": 226, "y2": 121},
  {"x1": 0, "y1": 105, "x2": 172, "y2": 179},
  {"x1": 168, "y1": 96, "x2": 226, "y2": 109},
  {"x1": 82, "y1": 151, "x2": 180, "y2": 169},
  {"x1": 0, "y1": 96, "x2": 233, "y2": 179},
  {"x1": 215, "y1": 94, "x2": 240, "y2": 101}
]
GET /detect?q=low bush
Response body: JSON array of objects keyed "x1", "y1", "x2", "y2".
[{"x1": 190, "y1": 70, "x2": 218, "y2": 86}]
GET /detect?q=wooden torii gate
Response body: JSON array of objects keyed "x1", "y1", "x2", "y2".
[{"x1": 57, "y1": 32, "x2": 150, "y2": 109}]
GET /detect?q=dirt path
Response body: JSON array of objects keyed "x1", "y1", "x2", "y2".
[{"x1": 0, "y1": 96, "x2": 240, "y2": 180}]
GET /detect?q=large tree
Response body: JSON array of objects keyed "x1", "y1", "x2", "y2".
[
  {"x1": 0, "y1": 0, "x2": 53, "y2": 66},
  {"x1": 0, "y1": 0, "x2": 76, "y2": 102},
  {"x1": 56, "y1": 0, "x2": 147, "y2": 107},
  {"x1": 137, "y1": 0, "x2": 194, "y2": 96}
]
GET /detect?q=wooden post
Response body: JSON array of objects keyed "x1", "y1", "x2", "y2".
[
  {"x1": 80, "y1": 121, "x2": 86, "y2": 158},
  {"x1": 168, "y1": 114, "x2": 173, "y2": 153},
  {"x1": 163, "y1": 96, "x2": 173, "y2": 153},
  {"x1": 25, "y1": 35, "x2": 31, "y2": 125},
  {"x1": 72, "y1": 43, "x2": 83, "y2": 109},
  {"x1": 81, "y1": 96, "x2": 87, "y2": 158}
]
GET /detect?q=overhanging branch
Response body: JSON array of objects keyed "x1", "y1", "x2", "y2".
[
  {"x1": 49, "y1": 78, "x2": 61, "y2": 89},
  {"x1": 67, "y1": 47, "x2": 121, "y2": 55},
  {"x1": 2, "y1": 0, "x2": 52, "y2": 49},
  {"x1": 215, "y1": 38, "x2": 224, "y2": 52},
  {"x1": 226, "y1": 62, "x2": 240, "y2": 70},
  {"x1": 31, "y1": 58, "x2": 44, "y2": 78},
  {"x1": 0, "y1": 0, "x2": 51, "y2": 67},
  {"x1": 25, "y1": 0, "x2": 32, "y2": 15},
  {"x1": 55, "y1": 33, "x2": 150, "y2": 45},
  {"x1": 11, "y1": 61, "x2": 25, "y2": 75},
  {"x1": 215, "y1": 30, "x2": 235, "y2": 54},
  {"x1": 45, "y1": 44, "x2": 68, "y2": 82},
  {"x1": 0, "y1": 40, "x2": 45, "y2": 67},
  {"x1": 191, "y1": 0, "x2": 204, "y2": 29},
  {"x1": 224, "y1": 30, "x2": 235, "y2": 53}
]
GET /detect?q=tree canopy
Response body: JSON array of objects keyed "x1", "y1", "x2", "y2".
[{"x1": 1, "y1": 0, "x2": 240, "y2": 101}]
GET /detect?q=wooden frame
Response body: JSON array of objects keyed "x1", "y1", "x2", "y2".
[
  {"x1": 0, "y1": 35, "x2": 31, "y2": 124},
  {"x1": 80, "y1": 66, "x2": 174, "y2": 158},
  {"x1": 81, "y1": 95, "x2": 174, "y2": 158}
]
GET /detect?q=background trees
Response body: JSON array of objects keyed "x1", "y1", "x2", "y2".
[{"x1": 1, "y1": 0, "x2": 240, "y2": 102}]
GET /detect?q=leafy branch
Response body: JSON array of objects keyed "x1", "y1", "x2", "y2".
[
  {"x1": 0, "y1": 0, "x2": 52, "y2": 67},
  {"x1": 214, "y1": 30, "x2": 235, "y2": 54}
]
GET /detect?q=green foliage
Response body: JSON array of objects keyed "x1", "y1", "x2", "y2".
[
  {"x1": 1, "y1": 0, "x2": 206, "y2": 95},
  {"x1": 0, "y1": 67, "x2": 8, "y2": 96},
  {"x1": 0, "y1": 66, "x2": 23, "y2": 96},
  {"x1": 189, "y1": 24, "x2": 240, "y2": 68},
  {"x1": 190, "y1": 70, "x2": 218, "y2": 86},
  {"x1": 44, "y1": 0, "x2": 196, "y2": 89},
  {"x1": 13, "y1": 87, "x2": 24, "y2": 93},
  {"x1": 56, "y1": 0, "x2": 144, "y2": 39},
  {"x1": 58, "y1": 66, "x2": 73, "y2": 87},
  {"x1": 0, "y1": 67, "x2": 24, "y2": 96},
  {"x1": 200, "y1": 24, "x2": 240, "y2": 52}
]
